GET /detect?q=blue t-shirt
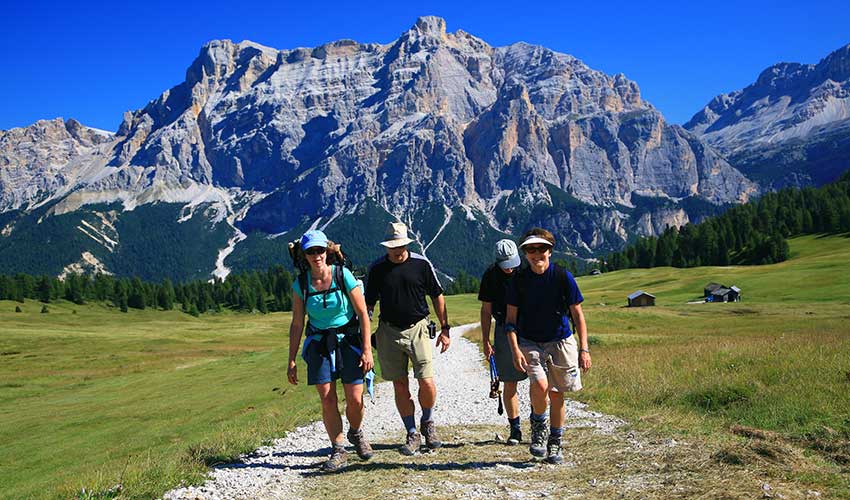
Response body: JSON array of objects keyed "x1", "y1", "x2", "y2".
[
  {"x1": 505, "y1": 263, "x2": 584, "y2": 343},
  {"x1": 293, "y1": 266, "x2": 361, "y2": 330}
]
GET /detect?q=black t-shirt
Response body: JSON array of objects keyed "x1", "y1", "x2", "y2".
[
  {"x1": 505, "y1": 263, "x2": 584, "y2": 343},
  {"x1": 477, "y1": 264, "x2": 513, "y2": 323},
  {"x1": 365, "y1": 252, "x2": 444, "y2": 326}
]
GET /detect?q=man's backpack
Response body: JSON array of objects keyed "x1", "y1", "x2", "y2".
[{"x1": 287, "y1": 239, "x2": 356, "y2": 304}]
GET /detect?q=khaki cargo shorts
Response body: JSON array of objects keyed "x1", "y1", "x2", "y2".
[
  {"x1": 376, "y1": 318, "x2": 433, "y2": 381},
  {"x1": 518, "y1": 335, "x2": 582, "y2": 392}
]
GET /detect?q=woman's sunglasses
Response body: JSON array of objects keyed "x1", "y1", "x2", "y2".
[
  {"x1": 305, "y1": 247, "x2": 326, "y2": 255},
  {"x1": 523, "y1": 245, "x2": 551, "y2": 254}
]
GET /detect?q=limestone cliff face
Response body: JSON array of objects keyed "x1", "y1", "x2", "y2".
[
  {"x1": 0, "y1": 16, "x2": 758, "y2": 277},
  {"x1": 0, "y1": 118, "x2": 113, "y2": 212},
  {"x1": 686, "y1": 43, "x2": 850, "y2": 189}
]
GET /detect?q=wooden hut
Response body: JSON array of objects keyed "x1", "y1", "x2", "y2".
[{"x1": 627, "y1": 290, "x2": 656, "y2": 307}]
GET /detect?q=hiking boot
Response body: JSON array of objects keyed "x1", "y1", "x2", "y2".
[
  {"x1": 507, "y1": 425, "x2": 523, "y2": 446},
  {"x1": 399, "y1": 430, "x2": 421, "y2": 456},
  {"x1": 421, "y1": 420, "x2": 442, "y2": 449},
  {"x1": 347, "y1": 428, "x2": 374, "y2": 460},
  {"x1": 529, "y1": 418, "x2": 549, "y2": 458},
  {"x1": 321, "y1": 445, "x2": 347, "y2": 472},
  {"x1": 544, "y1": 436, "x2": 563, "y2": 464}
]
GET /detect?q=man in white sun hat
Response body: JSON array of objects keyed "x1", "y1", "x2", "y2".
[{"x1": 365, "y1": 221, "x2": 450, "y2": 456}]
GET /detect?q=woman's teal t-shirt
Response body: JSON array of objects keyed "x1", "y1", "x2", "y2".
[{"x1": 293, "y1": 266, "x2": 361, "y2": 330}]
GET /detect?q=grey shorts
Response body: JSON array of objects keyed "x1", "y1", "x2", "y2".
[
  {"x1": 493, "y1": 322, "x2": 528, "y2": 383},
  {"x1": 517, "y1": 335, "x2": 582, "y2": 392}
]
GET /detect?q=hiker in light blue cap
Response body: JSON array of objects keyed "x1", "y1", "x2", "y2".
[
  {"x1": 478, "y1": 239, "x2": 527, "y2": 445},
  {"x1": 286, "y1": 229, "x2": 374, "y2": 472}
]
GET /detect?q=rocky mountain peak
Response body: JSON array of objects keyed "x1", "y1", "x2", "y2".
[
  {"x1": 413, "y1": 15, "x2": 447, "y2": 37},
  {"x1": 816, "y1": 43, "x2": 850, "y2": 83},
  {"x1": 754, "y1": 62, "x2": 812, "y2": 90}
]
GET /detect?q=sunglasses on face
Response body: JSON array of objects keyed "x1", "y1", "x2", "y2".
[
  {"x1": 524, "y1": 245, "x2": 550, "y2": 255},
  {"x1": 305, "y1": 247, "x2": 326, "y2": 255}
]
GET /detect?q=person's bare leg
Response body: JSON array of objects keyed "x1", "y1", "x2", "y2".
[
  {"x1": 529, "y1": 377, "x2": 549, "y2": 415},
  {"x1": 417, "y1": 377, "x2": 436, "y2": 409},
  {"x1": 316, "y1": 382, "x2": 343, "y2": 444},
  {"x1": 549, "y1": 390, "x2": 565, "y2": 429},
  {"x1": 392, "y1": 378, "x2": 415, "y2": 418},
  {"x1": 503, "y1": 381, "x2": 519, "y2": 418},
  {"x1": 343, "y1": 383, "x2": 364, "y2": 430}
]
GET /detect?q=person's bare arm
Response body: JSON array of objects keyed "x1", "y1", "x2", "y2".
[
  {"x1": 505, "y1": 304, "x2": 527, "y2": 372},
  {"x1": 431, "y1": 294, "x2": 451, "y2": 353},
  {"x1": 570, "y1": 303, "x2": 592, "y2": 372},
  {"x1": 348, "y1": 285, "x2": 373, "y2": 372},
  {"x1": 480, "y1": 301, "x2": 493, "y2": 357},
  {"x1": 287, "y1": 293, "x2": 306, "y2": 385}
]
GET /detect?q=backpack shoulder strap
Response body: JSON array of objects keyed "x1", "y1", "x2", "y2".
[
  {"x1": 298, "y1": 272, "x2": 309, "y2": 302},
  {"x1": 334, "y1": 264, "x2": 348, "y2": 297}
]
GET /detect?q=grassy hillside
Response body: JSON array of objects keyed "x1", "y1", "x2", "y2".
[{"x1": 581, "y1": 233, "x2": 850, "y2": 305}]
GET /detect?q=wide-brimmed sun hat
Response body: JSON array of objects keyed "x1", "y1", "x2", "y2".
[
  {"x1": 495, "y1": 239, "x2": 521, "y2": 269},
  {"x1": 380, "y1": 222, "x2": 415, "y2": 248},
  {"x1": 300, "y1": 230, "x2": 329, "y2": 250}
]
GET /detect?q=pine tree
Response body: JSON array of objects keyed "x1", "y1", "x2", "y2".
[
  {"x1": 37, "y1": 276, "x2": 52, "y2": 303},
  {"x1": 158, "y1": 279, "x2": 175, "y2": 310},
  {"x1": 128, "y1": 278, "x2": 146, "y2": 310}
]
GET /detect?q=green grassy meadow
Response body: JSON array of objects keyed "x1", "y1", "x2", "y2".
[
  {"x1": 1, "y1": 234, "x2": 848, "y2": 498},
  {"x1": 571, "y1": 234, "x2": 850, "y2": 440}
]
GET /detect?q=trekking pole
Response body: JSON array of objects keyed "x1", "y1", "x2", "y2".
[{"x1": 488, "y1": 355, "x2": 504, "y2": 415}]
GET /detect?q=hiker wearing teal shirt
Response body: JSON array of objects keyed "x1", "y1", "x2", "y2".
[{"x1": 287, "y1": 230, "x2": 374, "y2": 472}]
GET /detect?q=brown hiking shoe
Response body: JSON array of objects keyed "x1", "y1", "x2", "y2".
[
  {"x1": 421, "y1": 420, "x2": 442, "y2": 449},
  {"x1": 321, "y1": 445, "x2": 347, "y2": 472},
  {"x1": 347, "y1": 428, "x2": 374, "y2": 460},
  {"x1": 399, "y1": 430, "x2": 421, "y2": 456}
]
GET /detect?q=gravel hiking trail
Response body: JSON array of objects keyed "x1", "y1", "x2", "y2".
[{"x1": 163, "y1": 324, "x2": 818, "y2": 500}]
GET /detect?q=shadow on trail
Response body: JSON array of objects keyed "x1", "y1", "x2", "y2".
[
  {"x1": 216, "y1": 461, "x2": 317, "y2": 472},
  {"x1": 271, "y1": 448, "x2": 329, "y2": 458},
  {"x1": 299, "y1": 459, "x2": 537, "y2": 477}
]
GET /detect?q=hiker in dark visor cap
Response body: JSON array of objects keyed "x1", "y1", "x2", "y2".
[{"x1": 504, "y1": 228, "x2": 592, "y2": 464}]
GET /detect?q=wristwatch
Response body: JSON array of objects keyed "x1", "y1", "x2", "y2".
[{"x1": 440, "y1": 324, "x2": 450, "y2": 336}]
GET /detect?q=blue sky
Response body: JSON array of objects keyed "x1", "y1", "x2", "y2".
[{"x1": 3, "y1": 0, "x2": 849, "y2": 131}]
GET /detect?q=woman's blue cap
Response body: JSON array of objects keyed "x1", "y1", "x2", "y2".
[{"x1": 300, "y1": 230, "x2": 328, "y2": 250}]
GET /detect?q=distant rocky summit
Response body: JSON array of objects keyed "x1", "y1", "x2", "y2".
[
  {"x1": 686, "y1": 43, "x2": 850, "y2": 189},
  {"x1": 0, "y1": 16, "x2": 757, "y2": 281}
]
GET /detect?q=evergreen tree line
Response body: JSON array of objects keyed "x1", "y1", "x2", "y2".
[
  {"x1": 599, "y1": 171, "x2": 850, "y2": 272},
  {"x1": 444, "y1": 271, "x2": 480, "y2": 295},
  {"x1": 0, "y1": 266, "x2": 295, "y2": 316}
]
